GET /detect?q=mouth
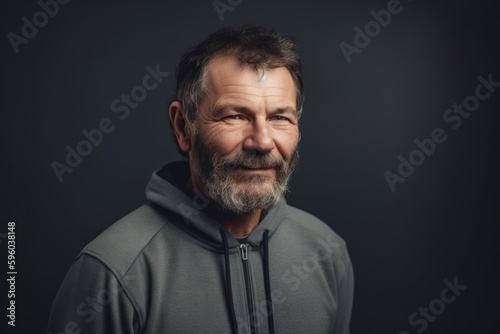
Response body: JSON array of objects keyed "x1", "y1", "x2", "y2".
[
  {"x1": 229, "y1": 166, "x2": 277, "y2": 177},
  {"x1": 236, "y1": 166, "x2": 274, "y2": 172},
  {"x1": 223, "y1": 160, "x2": 282, "y2": 174},
  {"x1": 240, "y1": 166, "x2": 272, "y2": 170}
]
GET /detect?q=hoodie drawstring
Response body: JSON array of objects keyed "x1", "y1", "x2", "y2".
[
  {"x1": 220, "y1": 228, "x2": 238, "y2": 334},
  {"x1": 219, "y1": 228, "x2": 275, "y2": 334},
  {"x1": 262, "y1": 230, "x2": 275, "y2": 334}
]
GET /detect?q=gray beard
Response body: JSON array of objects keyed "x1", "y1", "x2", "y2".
[{"x1": 190, "y1": 135, "x2": 299, "y2": 214}]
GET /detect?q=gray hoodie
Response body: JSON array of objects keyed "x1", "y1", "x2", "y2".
[{"x1": 47, "y1": 161, "x2": 354, "y2": 334}]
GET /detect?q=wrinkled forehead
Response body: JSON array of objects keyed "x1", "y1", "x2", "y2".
[{"x1": 204, "y1": 54, "x2": 296, "y2": 98}]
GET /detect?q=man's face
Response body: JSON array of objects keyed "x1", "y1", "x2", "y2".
[{"x1": 188, "y1": 55, "x2": 300, "y2": 214}]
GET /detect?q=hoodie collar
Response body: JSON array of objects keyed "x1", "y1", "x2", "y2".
[{"x1": 145, "y1": 161, "x2": 288, "y2": 248}]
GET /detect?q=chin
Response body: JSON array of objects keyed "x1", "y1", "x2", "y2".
[
  {"x1": 231, "y1": 173, "x2": 273, "y2": 183},
  {"x1": 235, "y1": 178, "x2": 274, "y2": 189},
  {"x1": 239, "y1": 183, "x2": 276, "y2": 198}
]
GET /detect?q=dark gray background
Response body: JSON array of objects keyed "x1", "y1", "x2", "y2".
[{"x1": 1, "y1": 0, "x2": 499, "y2": 333}]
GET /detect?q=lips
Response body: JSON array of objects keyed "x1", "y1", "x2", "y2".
[
  {"x1": 240, "y1": 166, "x2": 273, "y2": 170},
  {"x1": 223, "y1": 158, "x2": 284, "y2": 172}
]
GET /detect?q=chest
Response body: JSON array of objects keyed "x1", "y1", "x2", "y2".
[{"x1": 140, "y1": 243, "x2": 338, "y2": 334}]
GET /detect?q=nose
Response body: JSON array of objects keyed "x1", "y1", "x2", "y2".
[{"x1": 242, "y1": 117, "x2": 275, "y2": 154}]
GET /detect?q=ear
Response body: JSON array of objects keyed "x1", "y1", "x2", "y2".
[{"x1": 169, "y1": 101, "x2": 191, "y2": 153}]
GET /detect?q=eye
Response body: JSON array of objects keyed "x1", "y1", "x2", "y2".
[
  {"x1": 223, "y1": 114, "x2": 243, "y2": 120},
  {"x1": 269, "y1": 115, "x2": 290, "y2": 122}
]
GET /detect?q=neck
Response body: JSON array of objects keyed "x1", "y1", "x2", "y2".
[{"x1": 210, "y1": 206, "x2": 263, "y2": 238}]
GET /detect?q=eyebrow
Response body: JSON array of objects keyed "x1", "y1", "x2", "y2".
[{"x1": 212, "y1": 104, "x2": 298, "y2": 118}]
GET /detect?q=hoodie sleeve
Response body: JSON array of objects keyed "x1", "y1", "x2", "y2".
[
  {"x1": 333, "y1": 245, "x2": 355, "y2": 334},
  {"x1": 46, "y1": 253, "x2": 139, "y2": 334}
]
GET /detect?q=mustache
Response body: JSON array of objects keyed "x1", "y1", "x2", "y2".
[{"x1": 218, "y1": 153, "x2": 285, "y2": 171}]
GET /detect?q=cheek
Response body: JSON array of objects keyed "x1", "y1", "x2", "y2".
[
  {"x1": 273, "y1": 129, "x2": 299, "y2": 159},
  {"x1": 198, "y1": 124, "x2": 244, "y2": 154}
]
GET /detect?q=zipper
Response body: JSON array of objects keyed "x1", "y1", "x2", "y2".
[{"x1": 240, "y1": 243, "x2": 257, "y2": 334}]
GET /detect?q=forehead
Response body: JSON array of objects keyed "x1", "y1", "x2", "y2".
[{"x1": 203, "y1": 54, "x2": 297, "y2": 106}]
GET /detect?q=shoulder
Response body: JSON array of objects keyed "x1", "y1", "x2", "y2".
[
  {"x1": 281, "y1": 204, "x2": 351, "y2": 271},
  {"x1": 79, "y1": 203, "x2": 170, "y2": 277},
  {"x1": 285, "y1": 204, "x2": 347, "y2": 246}
]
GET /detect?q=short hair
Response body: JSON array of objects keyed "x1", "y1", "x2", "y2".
[{"x1": 171, "y1": 25, "x2": 304, "y2": 156}]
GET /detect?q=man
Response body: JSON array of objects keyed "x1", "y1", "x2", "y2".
[{"x1": 47, "y1": 25, "x2": 354, "y2": 334}]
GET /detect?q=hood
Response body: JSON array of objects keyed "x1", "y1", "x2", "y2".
[{"x1": 145, "y1": 161, "x2": 288, "y2": 248}]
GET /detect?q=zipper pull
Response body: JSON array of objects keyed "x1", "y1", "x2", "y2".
[{"x1": 240, "y1": 243, "x2": 248, "y2": 261}]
